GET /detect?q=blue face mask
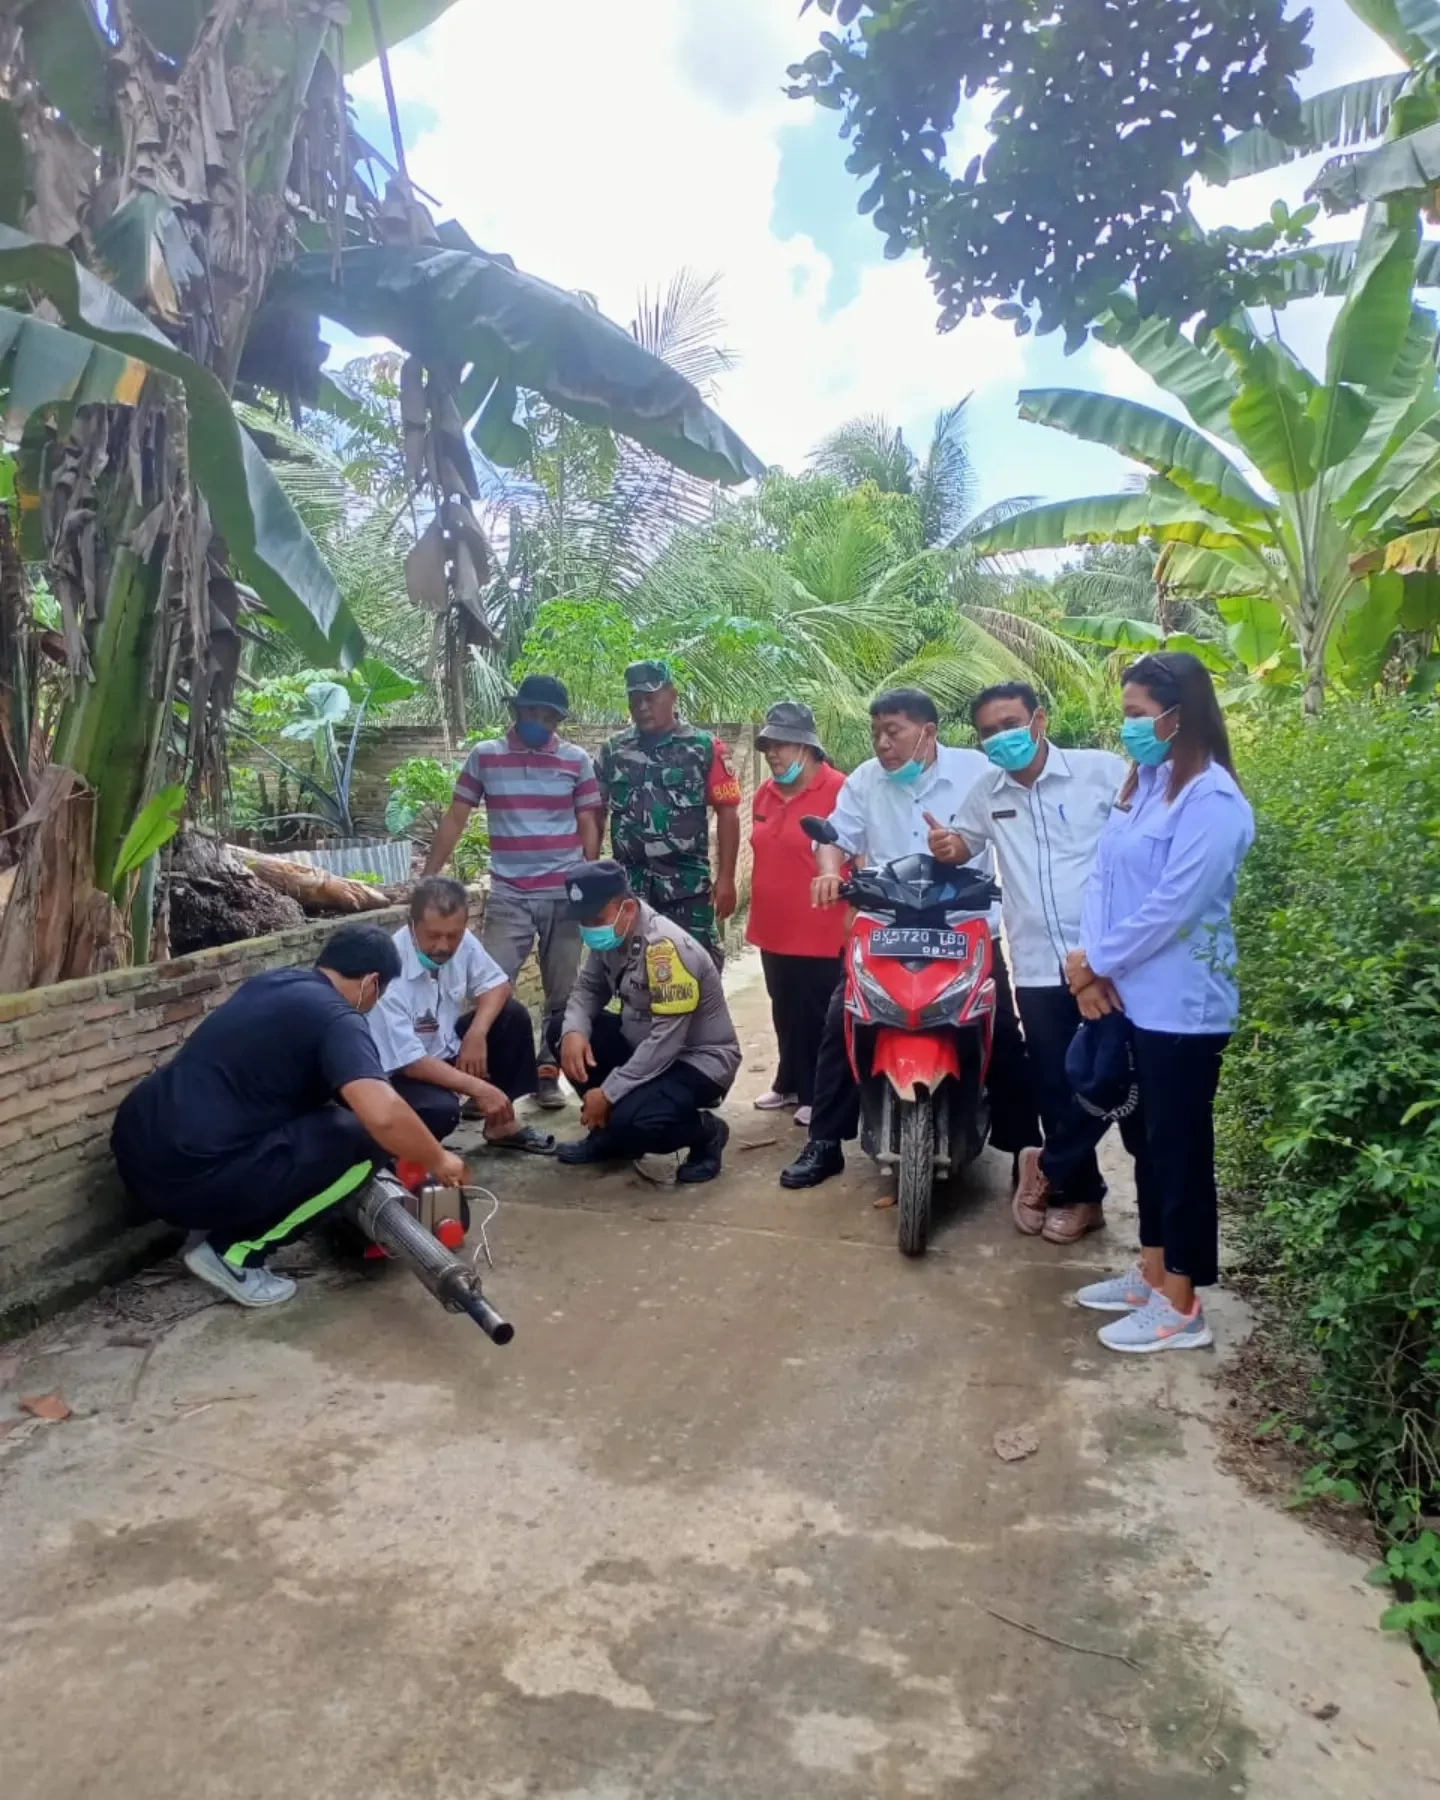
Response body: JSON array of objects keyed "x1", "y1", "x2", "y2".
[
  {"x1": 1121, "y1": 710, "x2": 1176, "y2": 767},
  {"x1": 515, "y1": 718, "x2": 553, "y2": 749},
  {"x1": 415, "y1": 947, "x2": 449, "y2": 972},
  {"x1": 887, "y1": 758, "x2": 925, "y2": 787},
  {"x1": 580, "y1": 922, "x2": 621, "y2": 951},
  {"x1": 773, "y1": 755, "x2": 805, "y2": 786},
  {"x1": 983, "y1": 725, "x2": 1040, "y2": 773}
]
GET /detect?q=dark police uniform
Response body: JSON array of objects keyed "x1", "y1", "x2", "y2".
[
  {"x1": 112, "y1": 968, "x2": 386, "y2": 1268},
  {"x1": 558, "y1": 862, "x2": 741, "y2": 1173}
]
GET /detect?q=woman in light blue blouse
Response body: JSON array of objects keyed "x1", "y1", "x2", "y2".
[{"x1": 1057, "y1": 652, "x2": 1254, "y2": 1355}]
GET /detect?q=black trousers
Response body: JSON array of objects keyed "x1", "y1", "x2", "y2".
[
  {"x1": 573, "y1": 1011, "x2": 728, "y2": 1157},
  {"x1": 760, "y1": 950, "x2": 843, "y2": 1107},
  {"x1": 807, "y1": 939, "x2": 1039, "y2": 1153},
  {"x1": 116, "y1": 1105, "x2": 380, "y2": 1268},
  {"x1": 1015, "y1": 985, "x2": 1105, "y2": 1207},
  {"x1": 1040, "y1": 1026, "x2": 1229, "y2": 1287},
  {"x1": 390, "y1": 996, "x2": 540, "y2": 1143}
]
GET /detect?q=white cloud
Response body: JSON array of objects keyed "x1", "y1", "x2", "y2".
[{"x1": 351, "y1": 0, "x2": 1029, "y2": 474}]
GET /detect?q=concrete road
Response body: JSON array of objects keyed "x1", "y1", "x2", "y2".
[{"x1": 1, "y1": 955, "x2": 1435, "y2": 1799}]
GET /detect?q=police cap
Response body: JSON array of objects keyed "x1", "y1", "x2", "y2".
[{"x1": 562, "y1": 858, "x2": 633, "y2": 920}]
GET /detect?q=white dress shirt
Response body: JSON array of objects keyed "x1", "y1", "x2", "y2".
[
  {"x1": 827, "y1": 745, "x2": 1000, "y2": 925},
  {"x1": 951, "y1": 743, "x2": 1127, "y2": 987},
  {"x1": 368, "y1": 925, "x2": 509, "y2": 1073}
]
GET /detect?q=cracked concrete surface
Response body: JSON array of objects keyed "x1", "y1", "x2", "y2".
[{"x1": 1, "y1": 953, "x2": 1435, "y2": 1799}]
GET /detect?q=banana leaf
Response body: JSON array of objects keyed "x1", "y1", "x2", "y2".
[
  {"x1": 1017, "y1": 389, "x2": 1270, "y2": 523},
  {"x1": 971, "y1": 488, "x2": 1254, "y2": 556},
  {"x1": 1397, "y1": 0, "x2": 1440, "y2": 55},
  {"x1": 1215, "y1": 74, "x2": 1410, "y2": 183},
  {"x1": 1092, "y1": 303, "x2": 1242, "y2": 444},
  {"x1": 1218, "y1": 594, "x2": 1289, "y2": 667},
  {"x1": 1312, "y1": 119, "x2": 1440, "y2": 212},
  {"x1": 1056, "y1": 614, "x2": 1231, "y2": 673},
  {"x1": 272, "y1": 245, "x2": 765, "y2": 486},
  {"x1": 124, "y1": 0, "x2": 458, "y2": 68},
  {"x1": 1260, "y1": 237, "x2": 1440, "y2": 303},
  {"x1": 0, "y1": 226, "x2": 362, "y2": 669}
]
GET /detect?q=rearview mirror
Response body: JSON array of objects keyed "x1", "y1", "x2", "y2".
[{"x1": 800, "y1": 815, "x2": 839, "y2": 845}]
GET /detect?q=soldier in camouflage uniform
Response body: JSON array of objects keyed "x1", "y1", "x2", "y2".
[{"x1": 595, "y1": 661, "x2": 741, "y2": 969}]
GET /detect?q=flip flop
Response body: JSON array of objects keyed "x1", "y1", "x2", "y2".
[{"x1": 485, "y1": 1124, "x2": 557, "y2": 1155}]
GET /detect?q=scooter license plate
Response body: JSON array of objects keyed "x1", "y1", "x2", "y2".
[{"x1": 869, "y1": 926, "x2": 966, "y2": 959}]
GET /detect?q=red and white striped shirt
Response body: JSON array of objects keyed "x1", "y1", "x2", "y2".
[{"x1": 454, "y1": 731, "x2": 603, "y2": 894}]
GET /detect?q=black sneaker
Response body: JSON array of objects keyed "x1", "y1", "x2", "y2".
[
  {"x1": 557, "y1": 1132, "x2": 622, "y2": 1165},
  {"x1": 535, "y1": 1067, "x2": 567, "y2": 1111},
  {"x1": 779, "y1": 1139, "x2": 845, "y2": 1189},
  {"x1": 677, "y1": 1115, "x2": 730, "y2": 1185}
]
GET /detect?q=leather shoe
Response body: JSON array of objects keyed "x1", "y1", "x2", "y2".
[
  {"x1": 1041, "y1": 1201, "x2": 1105, "y2": 1244},
  {"x1": 678, "y1": 1115, "x2": 730, "y2": 1184},
  {"x1": 779, "y1": 1138, "x2": 845, "y2": 1189},
  {"x1": 1012, "y1": 1146, "x2": 1049, "y2": 1235}
]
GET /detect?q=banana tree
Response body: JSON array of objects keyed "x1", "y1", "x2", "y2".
[
  {"x1": 0, "y1": 1, "x2": 762, "y2": 984},
  {"x1": 972, "y1": 205, "x2": 1440, "y2": 715},
  {"x1": 1216, "y1": 0, "x2": 1440, "y2": 293}
]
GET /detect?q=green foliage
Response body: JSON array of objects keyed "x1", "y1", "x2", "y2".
[
  {"x1": 385, "y1": 755, "x2": 489, "y2": 881},
  {"x1": 786, "y1": 0, "x2": 1312, "y2": 342},
  {"x1": 512, "y1": 599, "x2": 677, "y2": 724},
  {"x1": 270, "y1": 245, "x2": 765, "y2": 486},
  {"x1": 974, "y1": 229, "x2": 1440, "y2": 714},
  {"x1": 0, "y1": 226, "x2": 362, "y2": 668},
  {"x1": 1218, "y1": 705, "x2": 1440, "y2": 1541},
  {"x1": 108, "y1": 782, "x2": 185, "y2": 897},
  {"x1": 1368, "y1": 1530, "x2": 1440, "y2": 1694}
]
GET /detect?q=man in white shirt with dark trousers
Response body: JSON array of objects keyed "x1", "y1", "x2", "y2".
[
  {"x1": 779, "y1": 687, "x2": 1038, "y2": 1190},
  {"x1": 928, "y1": 682, "x2": 1126, "y2": 1243}
]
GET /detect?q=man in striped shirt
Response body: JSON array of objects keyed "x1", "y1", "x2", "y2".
[{"x1": 424, "y1": 674, "x2": 603, "y2": 1108}]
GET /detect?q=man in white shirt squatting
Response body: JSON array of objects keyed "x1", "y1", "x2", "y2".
[
  {"x1": 368, "y1": 879, "x2": 558, "y2": 1155},
  {"x1": 779, "y1": 687, "x2": 1039, "y2": 1191},
  {"x1": 926, "y1": 683, "x2": 1126, "y2": 1243}
]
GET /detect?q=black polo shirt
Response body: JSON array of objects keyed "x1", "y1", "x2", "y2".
[{"x1": 112, "y1": 967, "x2": 384, "y2": 1193}]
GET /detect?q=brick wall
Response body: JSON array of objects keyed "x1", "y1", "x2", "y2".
[{"x1": 0, "y1": 891, "x2": 486, "y2": 1332}]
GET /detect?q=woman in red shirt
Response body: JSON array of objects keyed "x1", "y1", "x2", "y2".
[{"x1": 746, "y1": 701, "x2": 848, "y2": 1127}]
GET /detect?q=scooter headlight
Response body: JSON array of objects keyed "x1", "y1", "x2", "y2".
[
  {"x1": 913, "y1": 947, "x2": 983, "y2": 1028},
  {"x1": 846, "y1": 938, "x2": 912, "y2": 1027}
]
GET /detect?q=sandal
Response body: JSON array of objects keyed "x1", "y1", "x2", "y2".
[{"x1": 484, "y1": 1124, "x2": 557, "y2": 1156}]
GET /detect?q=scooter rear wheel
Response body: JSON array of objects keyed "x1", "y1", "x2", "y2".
[{"x1": 897, "y1": 1094, "x2": 935, "y2": 1257}]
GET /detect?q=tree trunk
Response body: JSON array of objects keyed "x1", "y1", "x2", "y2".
[{"x1": 0, "y1": 767, "x2": 124, "y2": 990}]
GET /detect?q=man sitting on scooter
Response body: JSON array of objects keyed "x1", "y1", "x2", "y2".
[
  {"x1": 368, "y1": 878, "x2": 558, "y2": 1157},
  {"x1": 779, "y1": 687, "x2": 1039, "y2": 1190}
]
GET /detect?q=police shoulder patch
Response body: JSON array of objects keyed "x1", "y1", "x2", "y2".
[{"x1": 646, "y1": 938, "x2": 699, "y2": 1015}]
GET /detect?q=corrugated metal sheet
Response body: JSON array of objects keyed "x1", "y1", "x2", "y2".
[{"x1": 282, "y1": 838, "x2": 414, "y2": 884}]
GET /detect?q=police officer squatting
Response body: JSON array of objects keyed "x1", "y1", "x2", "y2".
[{"x1": 110, "y1": 653, "x2": 1251, "y2": 1357}]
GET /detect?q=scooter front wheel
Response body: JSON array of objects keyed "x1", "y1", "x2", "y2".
[{"x1": 896, "y1": 1094, "x2": 935, "y2": 1257}]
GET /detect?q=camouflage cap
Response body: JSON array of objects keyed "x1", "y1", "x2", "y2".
[{"x1": 624, "y1": 659, "x2": 674, "y2": 693}]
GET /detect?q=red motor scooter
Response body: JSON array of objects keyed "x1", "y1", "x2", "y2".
[{"x1": 803, "y1": 817, "x2": 1001, "y2": 1256}]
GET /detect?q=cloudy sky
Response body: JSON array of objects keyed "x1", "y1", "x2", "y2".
[{"x1": 349, "y1": 0, "x2": 1406, "y2": 516}]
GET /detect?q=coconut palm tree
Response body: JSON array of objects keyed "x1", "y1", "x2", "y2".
[{"x1": 810, "y1": 402, "x2": 979, "y2": 547}]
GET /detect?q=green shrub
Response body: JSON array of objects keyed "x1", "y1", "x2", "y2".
[
  {"x1": 385, "y1": 756, "x2": 489, "y2": 883},
  {"x1": 1219, "y1": 702, "x2": 1440, "y2": 1534}
]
